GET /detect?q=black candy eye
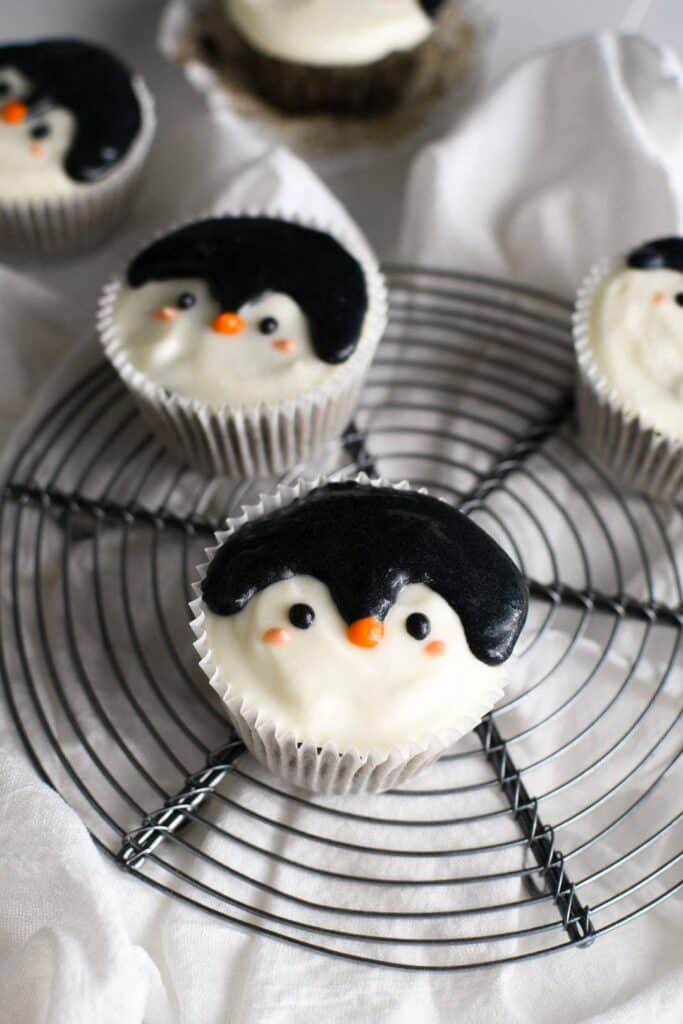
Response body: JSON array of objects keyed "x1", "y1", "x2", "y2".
[
  {"x1": 0, "y1": 80, "x2": 9, "y2": 97},
  {"x1": 675, "y1": 293, "x2": 683, "y2": 307},
  {"x1": 259, "y1": 316, "x2": 278, "y2": 335},
  {"x1": 29, "y1": 123, "x2": 50, "y2": 140},
  {"x1": 406, "y1": 612, "x2": 431, "y2": 641},
  {"x1": 176, "y1": 292, "x2": 196, "y2": 309},
  {"x1": 289, "y1": 603, "x2": 315, "y2": 629}
]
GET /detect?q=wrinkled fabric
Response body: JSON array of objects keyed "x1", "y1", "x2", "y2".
[{"x1": 399, "y1": 33, "x2": 683, "y2": 296}]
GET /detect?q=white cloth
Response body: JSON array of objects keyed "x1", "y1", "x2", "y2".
[
  {"x1": 399, "y1": 32, "x2": 683, "y2": 295},
  {"x1": 2, "y1": 30, "x2": 683, "y2": 1024}
]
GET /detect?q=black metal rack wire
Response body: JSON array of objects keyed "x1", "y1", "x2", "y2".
[{"x1": 1, "y1": 265, "x2": 681, "y2": 971}]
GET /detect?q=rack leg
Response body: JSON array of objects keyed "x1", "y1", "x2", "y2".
[
  {"x1": 477, "y1": 715, "x2": 595, "y2": 946},
  {"x1": 116, "y1": 735, "x2": 246, "y2": 869}
]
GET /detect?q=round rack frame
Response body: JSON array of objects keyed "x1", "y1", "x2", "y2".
[{"x1": 1, "y1": 265, "x2": 681, "y2": 971}]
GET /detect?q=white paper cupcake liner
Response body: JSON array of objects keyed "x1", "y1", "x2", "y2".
[
  {"x1": 158, "y1": 0, "x2": 489, "y2": 151},
  {"x1": 0, "y1": 77, "x2": 156, "y2": 257},
  {"x1": 573, "y1": 258, "x2": 683, "y2": 502},
  {"x1": 189, "y1": 473, "x2": 508, "y2": 795},
  {"x1": 97, "y1": 208, "x2": 387, "y2": 478}
]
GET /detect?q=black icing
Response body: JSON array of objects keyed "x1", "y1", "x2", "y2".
[
  {"x1": 127, "y1": 217, "x2": 368, "y2": 365},
  {"x1": 627, "y1": 237, "x2": 683, "y2": 272},
  {"x1": 0, "y1": 38, "x2": 142, "y2": 182},
  {"x1": 419, "y1": 0, "x2": 447, "y2": 17},
  {"x1": 202, "y1": 482, "x2": 528, "y2": 666}
]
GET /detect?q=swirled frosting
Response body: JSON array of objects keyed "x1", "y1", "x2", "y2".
[{"x1": 225, "y1": 0, "x2": 439, "y2": 67}]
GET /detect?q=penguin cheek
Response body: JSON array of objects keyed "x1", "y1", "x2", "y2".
[
  {"x1": 29, "y1": 141, "x2": 44, "y2": 159},
  {"x1": 424, "y1": 640, "x2": 446, "y2": 658},
  {"x1": 152, "y1": 306, "x2": 180, "y2": 323},
  {"x1": 262, "y1": 627, "x2": 291, "y2": 647},
  {"x1": 272, "y1": 339, "x2": 297, "y2": 354}
]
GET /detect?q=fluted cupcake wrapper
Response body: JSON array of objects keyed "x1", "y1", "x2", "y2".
[
  {"x1": 97, "y1": 208, "x2": 387, "y2": 478},
  {"x1": 573, "y1": 259, "x2": 683, "y2": 502},
  {"x1": 0, "y1": 78, "x2": 156, "y2": 257},
  {"x1": 189, "y1": 473, "x2": 508, "y2": 796}
]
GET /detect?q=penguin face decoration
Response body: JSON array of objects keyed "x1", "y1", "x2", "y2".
[
  {"x1": 114, "y1": 217, "x2": 369, "y2": 408},
  {"x1": 0, "y1": 39, "x2": 142, "y2": 197},
  {"x1": 0, "y1": 66, "x2": 76, "y2": 193},
  {"x1": 588, "y1": 237, "x2": 683, "y2": 442},
  {"x1": 199, "y1": 483, "x2": 529, "y2": 754}
]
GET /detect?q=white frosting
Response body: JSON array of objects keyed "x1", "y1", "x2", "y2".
[
  {"x1": 202, "y1": 577, "x2": 504, "y2": 754},
  {"x1": 225, "y1": 0, "x2": 435, "y2": 67},
  {"x1": 590, "y1": 267, "x2": 683, "y2": 442},
  {"x1": 114, "y1": 277, "x2": 340, "y2": 408},
  {"x1": 0, "y1": 65, "x2": 79, "y2": 198}
]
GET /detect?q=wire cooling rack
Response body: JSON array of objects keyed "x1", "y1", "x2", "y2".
[{"x1": 1, "y1": 265, "x2": 682, "y2": 971}]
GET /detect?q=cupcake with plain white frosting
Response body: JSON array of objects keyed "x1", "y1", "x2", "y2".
[
  {"x1": 98, "y1": 211, "x2": 386, "y2": 477},
  {"x1": 574, "y1": 237, "x2": 683, "y2": 500},
  {"x1": 0, "y1": 37, "x2": 155, "y2": 255},
  {"x1": 221, "y1": 0, "x2": 471, "y2": 116},
  {"x1": 190, "y1": 476, "x2": 529, "y2": 794}
]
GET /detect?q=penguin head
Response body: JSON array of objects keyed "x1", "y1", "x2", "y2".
[
  {"x1": 202, "y1": 482, "x2": 529, "y2": 668},
  {"x1": 0, "y1": 38, "x2": 141, "y2": 184},
  {"x1": 124, "y1": 216, "x2": 368, "y2": 368}
]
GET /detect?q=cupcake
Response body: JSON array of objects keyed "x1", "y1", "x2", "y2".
[
  {"x1": 0, "y1": 38, "x2": 155, "y2": 255},
  {"x1": 98, "y1": 212, "x2": 386, "y2": 477},
  {"x1": 221, "y1": 0, "x2": 471, "y2": 116},
  {"x1": 190, "y1": 477, "x2": 529, "y2": 795},
  {"x1": 574, "y1": 237, "x2": 683, "y2": 500}
]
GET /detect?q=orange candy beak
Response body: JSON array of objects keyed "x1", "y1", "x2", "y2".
[
  {"x1": 2, "y1": 101, "x2": 28, "y2": 124},
  {"x1": 213, "y1": 312, "x2": 246, "y2": 335},
  {"x1": 347, "y1": 617, "x2": 384, "y2": 649},
  {"x1": 262, "y1": 627, "x2": 290, "y2": 646}
]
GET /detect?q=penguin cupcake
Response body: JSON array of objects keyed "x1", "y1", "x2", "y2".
[
  {"x1": 222, "y1": 0, "x2": 469, "y2": 116},
  {"x1": 574, "y1": 237, "x2": 683, "y2": 500},
  {"x1": 0, "y1": 38, "x2": 155, "y2": 255},
  {"x1": 191, "y1": 477, "x2": 528, "y2": 794},
  {"x1": 98, "y1": 212, "x2": 386, "y2": 476}
]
